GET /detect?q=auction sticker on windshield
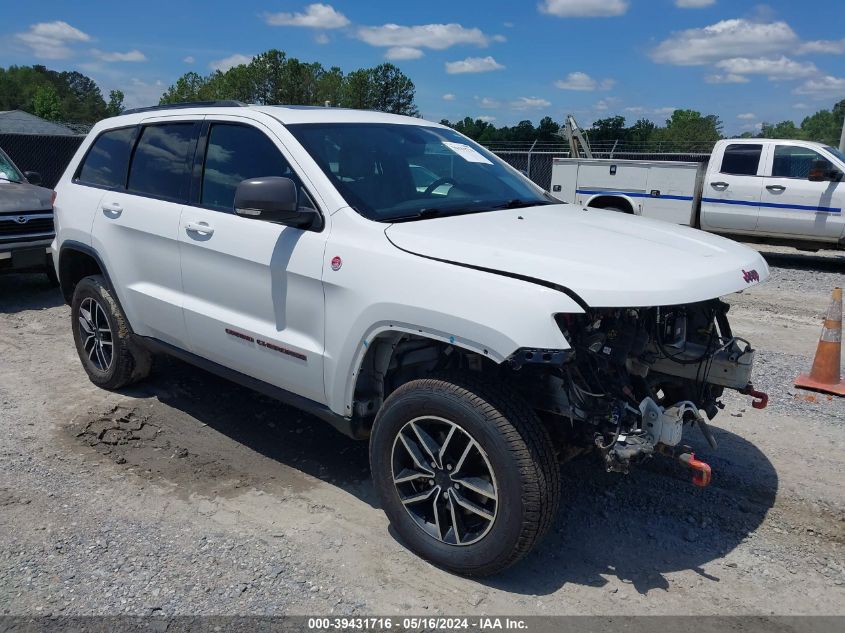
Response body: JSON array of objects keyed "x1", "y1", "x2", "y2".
[{"x1": 442, "y1": 141, "x2": 493, "y2": 164}]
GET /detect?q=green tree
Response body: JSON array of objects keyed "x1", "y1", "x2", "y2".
[
  {"x1": 589, "y1": 116, "x2": 627, "y2": 143},
  {"x1": 799, "y1": 100, "x2": 844, "y2": 145},
  {"x1": 316, "y1": 66, "x2": 344, "y2": 107},
  {"x1": 160, "y1": 71, "x2": 209, "y2": 104},
  {"x1": 655, "y1": 109, "x2": 722, "y2": 146},
  {"x1": 340, "y1": 69, "x2": 373, "y2": 110},
  {"x1": 106, "y1": 90, "x2": 125, "y2": 117},
  {"x1": 760, "y1": 120, "x2": 802, "y2": 140},
  {"x1": 32, "y1": 85, "x2": 62, "y2": 121},
  {"x1": 367, "y1": 63, "x2": 418, "y2": 116}
]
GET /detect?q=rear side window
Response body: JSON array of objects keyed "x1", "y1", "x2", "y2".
[
  {"x1": 128, "y1": 123, "x2": 196, "y2": 202},
  {"x1": 772, "y1": 145, "x2": 831, "y2": 179},
  {"x1": 720, "y1": 144, "x2": 762, "y2": 176},
  {"x1": 200, "y1": 123, "x2": 303, "y2": 212},
  {"x1": 77, "y1": 127, "x2": 135, "y2": 188}
]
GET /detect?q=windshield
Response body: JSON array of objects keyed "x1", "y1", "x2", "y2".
[
  {"x1": 824, "y1": 146, "x2": 845, "y2": 164},
  {"x1": 0, "y1": 148, "x2": 24, "y2": 183},
  {"x1": 287, "y1": 123, "x2": 552, "y2": 221}
]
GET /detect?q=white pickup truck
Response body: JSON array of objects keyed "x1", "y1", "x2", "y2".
[{"x1": 551, "y1": 138, "x2": 845, "y2": 250}]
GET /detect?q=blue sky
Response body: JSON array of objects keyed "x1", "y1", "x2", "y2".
[{"x1": 3, "y1": 1, "x2": 844, "y2": 134}]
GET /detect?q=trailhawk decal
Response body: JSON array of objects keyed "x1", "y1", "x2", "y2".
[{"x1": 224, "y1": 328, "x2": 307, "y2": 361}]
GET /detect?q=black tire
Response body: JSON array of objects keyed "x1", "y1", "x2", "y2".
[
  {"x1": 71, "y1": 275, "x2": 152, "y2": 390},
  {"x1": 369, "y1": 373, "x2": 560, "y2": 576}
]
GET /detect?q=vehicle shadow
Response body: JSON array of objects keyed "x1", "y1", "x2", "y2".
[
  {"x1": 0, "y1": 272, "x2": 64, "y2": 313},
  {"x1": 481, "y1": 423, "x2": 778, "y2": 595},
  {"x1": 122, "y1": 355, "x2": 377, "y2": 505},
  {"x1": 126, "y1": 355, "x2": 776, "y2": 594},
  {"x1": 757, "y1": 248, "x2": 845, "y2": 272}
]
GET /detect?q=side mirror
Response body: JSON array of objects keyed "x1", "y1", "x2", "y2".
[
  {"x1": 234, "y1": 177, "x2": 319, "y2": 229},
  {"x1": 24, "y1": 171, "x2": 42, "y2": 186}
]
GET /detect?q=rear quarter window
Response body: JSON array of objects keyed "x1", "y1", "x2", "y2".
[{"x1": 76, "y1": 127, "x2": 135, "y2": 188}]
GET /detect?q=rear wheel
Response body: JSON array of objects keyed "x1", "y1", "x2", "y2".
[
  {"x1": 71, "y1": 275, "x2": 152, "y2": 389},
  {"x1": 370, "y1": 374, "x2": 560, "y2": 576}
]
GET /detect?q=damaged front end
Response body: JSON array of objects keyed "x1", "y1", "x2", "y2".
[{"x1": 511, "y1": 299, "x2": 767, "y2": 486}]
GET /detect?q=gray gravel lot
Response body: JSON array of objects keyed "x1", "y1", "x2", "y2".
[{"x1": 0, "y1": 244, "x2": 843, "y2": 617}]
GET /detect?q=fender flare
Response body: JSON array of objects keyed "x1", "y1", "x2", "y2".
[
  {"x1": 582, "y1": 194, "x2": 637, "y2": 215},
  {"x1": 57, "y1": 240, "x2": 122, "y2": 307}
]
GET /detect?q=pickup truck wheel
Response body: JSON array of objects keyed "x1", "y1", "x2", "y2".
[
  {"x1": 369, "y1": 374, "x2": 560, "y2": 576},
  {"x1": 71, "y1": 275, "x2": 152, "y2": 390}
]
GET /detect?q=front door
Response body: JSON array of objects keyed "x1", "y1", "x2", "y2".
[
  {"x1": 756, "y1": 144, "x2": 844, "y2": 239},
  {"x1": 700, "y1": 143, "x2": 764, "y2": 233},
  {"x1": 178, "y1": 119, "x2": 328, "y2": 404}
]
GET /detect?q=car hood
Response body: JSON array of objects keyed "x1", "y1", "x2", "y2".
[
  {"x1": 384, "y1": 204, "x2": 769, "y2": 308},
  {"x1": 0, "y1": 181, "x2": 53, "y2": 213}
]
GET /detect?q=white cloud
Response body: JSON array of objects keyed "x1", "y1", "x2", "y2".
[
  {"x1": 675, "y1": 0, "x2": 715, "y2": 7},
  {"x1": 705, "y1": 73, "x2": 750, "y2": 84},
  {"x1": 539, "y1": 0, "x2": 628, "y2": 17},
  {"x1": 737, "y1": 112, "x2": 757, "y2": 120},
  {"x1": 183, "y1": 56, "x2": 195, "y2": 64},
  {"x1": 442, "y1": 93, "x2": 456, "y2": 101},
  {"x1": 477, "y1": 115, "x2": 497, "y2": 123},
  {"x1": 445, "y1": 56, "x2": 505, "y2": 74},
  {"x1": 594, "y1": 99, "x2": 610, "y2": 112},
  {"x1": 314, "y1": 33, "x2": 330, "y2": 44},
  {"x1": 624, "y1": 106, "x2": 646, "y2": 114},
  {"x1": 91, "y1": 49, "x2": 147, "y2": 63},
  {"x1": 510, "y1": 96, "x2": 551, "y2": 110},
  {"x1": 478, "y1": 97, "x2": 501, "y2": 108},
  {"x1": 209, "y1": 53, "x2": 252, "y2": 72},
  {"x1": 799, "y1": 39, "x2": 845, "y2": 55},
  {"x1": 715, "y1": 56, "x2": 818, "y2": 80},
  {"x1": 793, "y1": 102, "x2": 809, "y2": 109},
  {"x1": 357, "y1": 23, "x2": 492, "y2": 50},
  {"x1": 264, "y1": 3, "x2": 349, "y2": 29},
  {"x1": 385, "y1": 46, "x2": 424, "y2": 60},
  {"x1": 122, "y1": 78, "x2": 165, "y2": 109},
  {"x1": 651, "y1": 19, "x2": 798, "y2": 65},
  {"x1": 793, "y1": 75, "x2": 845, "y2": 97},
  {"x1": 654, "y1": 107, "x2": 678, "y2": 116},
  {"x1": 554, "y1": 71, "x2": 615, "y2": 91},
  {"x1": 15, "y1": 21, "x2": 91, "y2": 59},
  {"x1": 740, "y1": 122, "x2": 763, "y2": 132}
]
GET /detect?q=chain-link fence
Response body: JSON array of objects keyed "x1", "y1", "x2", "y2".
[{"x1": 0, "y1": 133, "x2": 86, "y2": 189}]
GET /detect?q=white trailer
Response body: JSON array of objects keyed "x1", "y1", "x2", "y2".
[{"x1": 550, "y1": 138, "x2": 845, "y2": 250}]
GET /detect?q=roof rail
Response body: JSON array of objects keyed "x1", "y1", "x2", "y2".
[{"x1": 121, "y1": 100, "x2": 247, "y2": 116}]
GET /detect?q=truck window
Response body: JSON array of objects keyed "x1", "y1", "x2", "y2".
[
  {"x1": 772, "y1": 145, "x2": 832, "y2": 179},
  {"x1": 76, "y1": 127, "x2": 135, "y2": 189},
  {"x1": 720, "y1": 144, "x2": 762, "y2": 176}
]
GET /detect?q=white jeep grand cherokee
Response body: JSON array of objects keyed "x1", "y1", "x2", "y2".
[{"x1": 53, "y1": 102, "x2": 770, "y2": 576}]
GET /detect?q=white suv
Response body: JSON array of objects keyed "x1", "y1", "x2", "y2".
[{"x1": 53, "y1": 102, "x2": 770, "y2": 576}]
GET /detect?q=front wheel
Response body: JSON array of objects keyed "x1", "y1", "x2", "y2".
[{"x1": 369, "y1": 374, "x2": 560, "y2": 576}]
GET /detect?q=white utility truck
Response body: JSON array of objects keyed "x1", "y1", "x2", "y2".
[{"x1": 551, "y1": 138, "x2": 845, "y2": 251}]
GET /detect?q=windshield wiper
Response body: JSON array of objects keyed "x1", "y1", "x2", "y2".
[{"x1": 487, "y1": 199, "x2": 548, "y2": 210}]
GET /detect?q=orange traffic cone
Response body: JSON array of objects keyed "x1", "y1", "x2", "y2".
[{"x1": 795, "y1": 287, "x2": 845, "y2": 396}]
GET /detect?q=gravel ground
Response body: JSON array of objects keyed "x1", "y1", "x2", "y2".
[{"x1": 0, "y1": 244, "x2": 843, "y2": 617}]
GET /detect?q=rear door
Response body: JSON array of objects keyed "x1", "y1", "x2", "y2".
[
  {"x1": 178, "y1": 118, "x2": 328, "y2": 404},
  {"x1": 700, "y1": 143, "x2": 763, "y2": 233},
  {"x1": 756, "y1": 143, "x2": 844, "y2": 239},
  {"x1": 92, "y1": 118, "x2": 200, "y2": 346}
]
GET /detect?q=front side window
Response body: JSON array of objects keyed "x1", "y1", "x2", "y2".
[
  {"x1": 772, "y1": 145, "x2": 832, "y2": 179},
  {"x1": 287, "y1": 123, "x2": 551, "y2": 222},
  {"x1": 201, "y1": 123, "x2": 309, "y2": 212},
  {"x1": 128, "y1": 123, "x2": 196, "y2": 202},
  {"x1": 77, "y1": 127, "x2": 135, "y2": 188},
  {"x1": 721, "y1": 144, "x2": 762, "y2": 176}
]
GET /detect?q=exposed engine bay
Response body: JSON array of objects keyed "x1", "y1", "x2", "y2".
[
  {"x1": 354, "y1": 298, "x2": 768, "y2": 487},
  {"x1": 511, "y1": 298, "x2": 768, "y2": 485}
]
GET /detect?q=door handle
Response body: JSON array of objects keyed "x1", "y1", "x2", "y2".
[
  {"x1": 185, "y1": 221, "x2": 214, "y2": 236},
  {"x1": 766, "y1": 184, "x2": 786, "y2": 192},
  {"x1": 710, "y1": 181, "x2": 729, "y2": 189},
  {"x1": 101, "y1": 202, "x2": 123, "y2": 217}
]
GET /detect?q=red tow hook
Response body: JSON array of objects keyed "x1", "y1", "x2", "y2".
[
  {"x1": 679, "y1": 452, "x2": 712, "y2": 487},
  {"x1": 740, "y1": 384, "x2": 769, "y2": 410}
]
